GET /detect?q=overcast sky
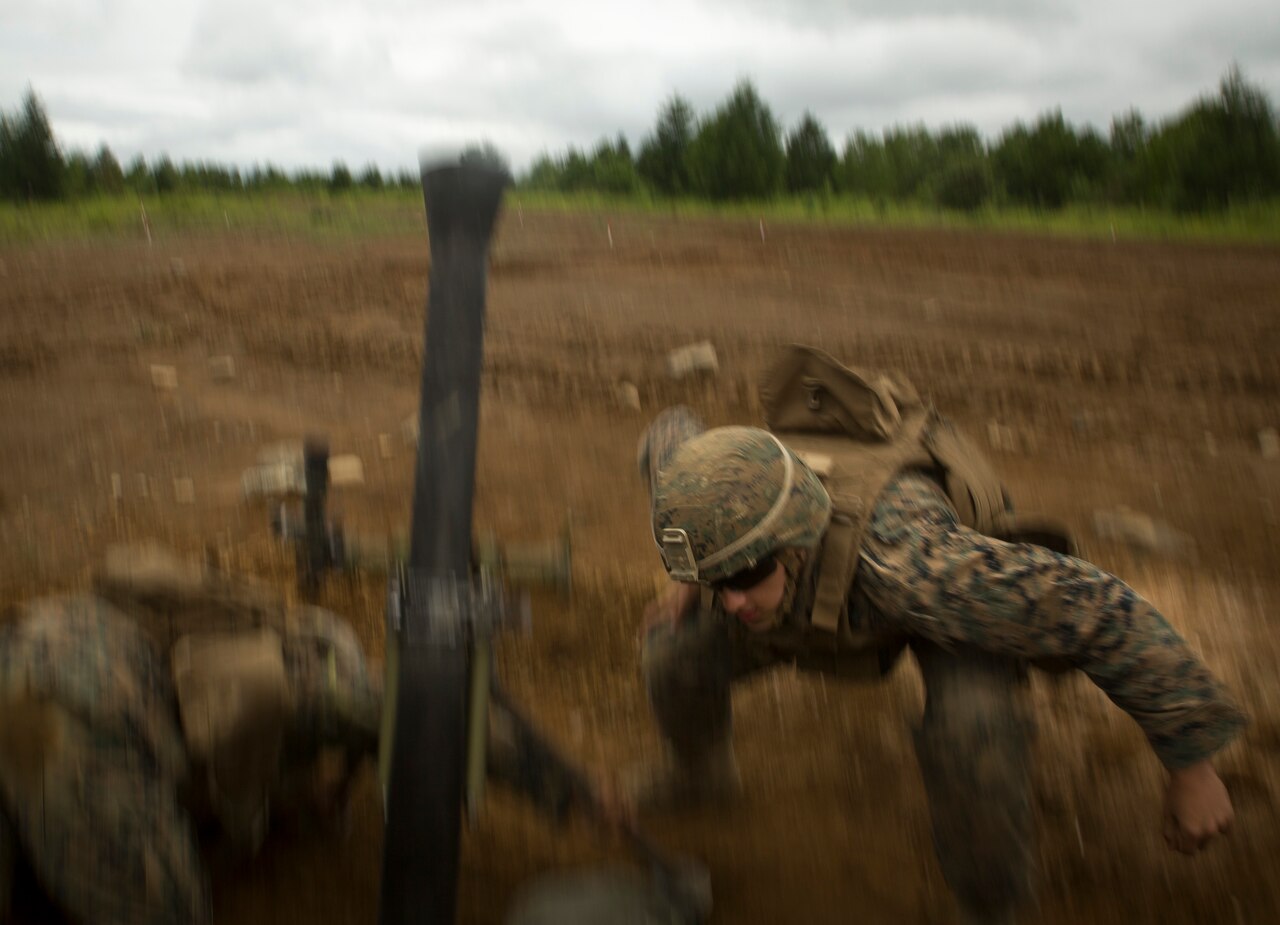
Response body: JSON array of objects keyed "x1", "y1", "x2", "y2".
[{"x1": 3, "y1": 0, "x2": 1278, "y2": 175}]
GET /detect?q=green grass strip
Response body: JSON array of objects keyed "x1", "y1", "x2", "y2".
[{"x1": 2, "y1": 188, "x2": 1277, "y2": 246}]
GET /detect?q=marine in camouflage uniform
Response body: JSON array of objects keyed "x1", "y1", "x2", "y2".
[
  {"x1": 0, "y1": 546, "x2": 599, "y2": 925},
  {"x1": 0, "y1": 544, "x2": 385, "y2": 925},
  {"x1": 635, "y1": 406, "x2": 1246, "y2": 925}
]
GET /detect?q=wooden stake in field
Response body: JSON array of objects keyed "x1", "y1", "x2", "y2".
[
  {"x1": 140, "y1": 199, "x2": 152, "y2": 245},
  {"x1": 759, "y1": 217, "x2": 766, "y2": 243},
  {"x1": 607, "y1": 220, "x2": 614, "y2": 249}
]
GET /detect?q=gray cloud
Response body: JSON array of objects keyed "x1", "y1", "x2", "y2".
[
  {"x1": 709, "y1": 0, "x2": 1071, "y2": 29},
  {"x1": 2, "y1": 0, "x2": 1276, "y2": 173},
  {"x1": 182, "y1": 0, "x2": 391, "y2": 87}
]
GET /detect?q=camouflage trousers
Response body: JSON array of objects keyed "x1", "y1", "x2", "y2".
[{"x1": 642, "y1": 616, "x2": 1034, "y2": 923}]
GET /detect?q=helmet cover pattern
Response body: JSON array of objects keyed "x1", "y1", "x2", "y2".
[{"x1": 652, "y1": 426, "x2": 831, "y2": 584}]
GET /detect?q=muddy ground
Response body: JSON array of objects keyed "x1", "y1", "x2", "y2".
[{"x1": 1, "y1": 208, "x2": 1279, "y2": 924}]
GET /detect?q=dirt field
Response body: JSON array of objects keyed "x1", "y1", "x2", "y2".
[{"x1": 2, "y1": 208, "x2": 1279, "y2": 924}]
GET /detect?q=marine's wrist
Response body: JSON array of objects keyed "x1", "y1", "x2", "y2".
[{"x1": 1167, "y1": 759, "x2": 1216, "y2": 784}]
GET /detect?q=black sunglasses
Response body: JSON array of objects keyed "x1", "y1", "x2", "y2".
[{"x1": 712, "y1": 554, "x2": 778, "y2": 592}]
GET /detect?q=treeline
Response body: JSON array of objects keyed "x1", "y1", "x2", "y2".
[
  {"x1": 0, "y1": 90, "x2": 422, "y2": 201},
  {"x1": 3, "y1": 67, "x2": 1278, "y2": 213},
  {"x1": 527, "y1": 67, "x2": 1280, "y2": 213},
  {"x1": 0, "y1": 90, "x2": 504, "y2": 202}
]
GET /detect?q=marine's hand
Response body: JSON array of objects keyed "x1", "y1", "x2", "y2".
[
  {"x1": 1163, "y1": 760, "x2": 1234, "y2": 854},
  {"x1": 641, "y1": 581, "x2": 700, "y2": 638}
]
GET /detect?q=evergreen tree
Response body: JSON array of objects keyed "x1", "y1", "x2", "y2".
[
  {"x1": 637, "y1": 94, "x2": 696, "y2": 195},
  {"x1": 151, "y1": 155, "x2": 180, "y2": 194},
  {"x1": 0, "y1": 88, "x2": 65, "y2": 200},
  {"x1": 523, "y1": 153, "x2": 563, "y2": 190},
  {"x1": 63, "y1": 150, "x2": 93, "y2": 197},
  {"x1": 839, "y1": 130, "x2": 891, "y2": 198},
  {"x1": 931, "y1": 156, "x2": 994, "y2": 211},
  {"x1": 992, "y1": 110, "x2": 1108, "y2": 209},
  {"x1": 1151, "y1": 65, "x2": 1280, "y2": 210},
  {"x1": 329, "y1": 161, "x2": 353, "y2": 192},
  {"x1": 590, "y1": 135, "x2": 639, "y2": 193},
  {"x1": 124, "y1": 154, "x2": 154, "y2": 193},
  {"x1": 880, "y1": 125, "x2": 940, "y2": 199},
  {"x1": 688, "y1": 81, "x2": 785, "y2": 200},
  {"x1": 91, "y1": 145, "x2": 126, "y2": 194},
  {"x1": 785, "y1": 111, "x2": 836, "y2": 193},
  {"x1": 1107, "y1": 109, "x2": 1151, "y2": 204}
]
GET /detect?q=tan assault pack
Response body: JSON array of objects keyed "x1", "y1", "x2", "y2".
[
  {"x1": 93, "y1": 544, "x2": 293, "y2": 850},
  {"x1": 760, "y1": 344, "x2": 1074, "y2": 640},
  {"x1": 171, "y1": 629, "x2": 291, "y2": 852}
]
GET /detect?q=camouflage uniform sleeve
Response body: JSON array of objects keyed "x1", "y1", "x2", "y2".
[{"x1": 856, "y1": 473, "x2": 1248, "y2": 770}]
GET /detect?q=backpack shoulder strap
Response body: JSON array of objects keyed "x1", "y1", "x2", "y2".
[
  {"x1": 786, "y1": 413, "x2": 932, "y2": 636},
  {"x1": 810, "y1": 513, "x2": 859, "y2": 634}
]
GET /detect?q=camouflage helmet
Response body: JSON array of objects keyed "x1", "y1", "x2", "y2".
[{"x1": 652, "y1": 426, "x2": 831, "y2": 584}]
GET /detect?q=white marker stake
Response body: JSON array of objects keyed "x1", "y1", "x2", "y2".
[
  {"x1": 140, "y1": 200, "x2": 152, "y2": 245},
  {"x1": 607, "y1": 220, "x2": 614, "y2": 249}
]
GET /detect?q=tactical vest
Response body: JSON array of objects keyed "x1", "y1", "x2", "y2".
[{"x1": 747, "y1": 345, "x2": 1073, "y2": 664}]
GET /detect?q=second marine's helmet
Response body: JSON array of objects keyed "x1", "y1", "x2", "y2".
[{"x1": 651, "y1": 425, "x2": 831, "y2": 584}]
